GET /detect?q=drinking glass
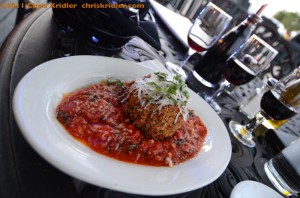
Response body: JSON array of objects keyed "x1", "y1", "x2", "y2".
[
  {"x1": 264, "y1": 137, "x2": 300, "y2": 196},
  {"x1": 239, "y1": 77, "x2": 278, "y2": 119},
  {"x1": 229, "y1": 66, "x2": 300, "y2": 147},
  {"x1": 204, "y1": 34, "x2": 278, "y2": 114},
  {"x1": 166, "y1": 2, "x2": 232, "y2": 79}
]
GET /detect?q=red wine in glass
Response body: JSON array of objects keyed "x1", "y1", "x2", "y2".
[
  {"x1": 224, "y1": 57, "x2": 256, "y2": 85},
  {"x1": 260, "y1": 90, "x2": 297, "y2": 120},
  {"x1": 187, "y1": 34, "x2": 208, "y2": 52},
  {"x1": 165, "y1": 2, "x2": 232, "y2": 79}
]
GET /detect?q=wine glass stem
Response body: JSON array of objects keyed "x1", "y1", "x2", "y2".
[
  {"x1": 207, "y1": 80, "x2": 231, "y2": 101},
  {"x1": 245, "y1": 112, "x2": 266, "y2": 133},
  {"x1": 179, "y1": 48, "x2": 195, "y2": 68}
]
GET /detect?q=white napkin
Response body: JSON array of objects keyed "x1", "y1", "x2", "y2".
[{"x1": 150, "y1": 0, "x2": 191, "y2": 49}]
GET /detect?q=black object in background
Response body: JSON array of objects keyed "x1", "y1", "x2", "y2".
[{"x1": 52, "y1": 0, "x2": 161, "y2": 50}]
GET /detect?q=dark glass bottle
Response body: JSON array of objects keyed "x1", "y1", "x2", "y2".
[{"x1": 190, "y1": 6, "x2": 266, "y2": 87}]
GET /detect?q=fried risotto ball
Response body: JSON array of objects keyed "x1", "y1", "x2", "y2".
[{"x1": 122, "y1": 91, "x2": 184, "y2": 140}]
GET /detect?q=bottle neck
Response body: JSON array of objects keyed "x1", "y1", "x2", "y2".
[
  {"x1": 220, "y1": 14, "x2": 259, "y2": 42},
  {"x1": 245, "y1": 14, "x2": 261, "y2": 28},
  {"x1": 216, "y1": 18, "x2": 256, "y2": 56},
  {"x1": 239, "y1": 17, "x2": 257, "y2": 31}
]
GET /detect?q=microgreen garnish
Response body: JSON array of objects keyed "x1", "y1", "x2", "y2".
[
  {"x1": 144, "y1": 72, "x2": 189, "y2": 107},
  {"x1": 106, "y1": 78, "x2": 123, "y2": 86},
  {"x1": 128, "y1": 72, "x2": 190, "y2": 122}
]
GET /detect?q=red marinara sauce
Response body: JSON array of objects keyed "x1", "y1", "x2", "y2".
[{"x1": 56, "y1": 81, "x2": 207, "y2": 167}]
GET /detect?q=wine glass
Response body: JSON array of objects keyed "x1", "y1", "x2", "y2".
[
  {"x1": 229, "y1": 66, "x2": 300, "y2": 148},
  {"x1": 166, "y1": 2, "x2": 232, "y2": 79},
  {"x1": 204, "y1": 34, "x2": 278, "y2": 114}
]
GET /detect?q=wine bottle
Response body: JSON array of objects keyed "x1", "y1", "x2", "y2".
[{"x1": 189, "y1": 5, "x2": 267, "y2": 87}]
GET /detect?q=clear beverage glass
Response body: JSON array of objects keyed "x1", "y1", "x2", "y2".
[
  {"x1": 204, "y1": 34, "x2": 278, "y2": 114},
  {"x1": 264, "y1": 137, "x2": 300, "y2": 196},
  {"x1": 229, "y1": 66, "x2": 300, "y2": 147},
  {"x1": 166, "y1": 2, "x2": 232, "y2": 79}
]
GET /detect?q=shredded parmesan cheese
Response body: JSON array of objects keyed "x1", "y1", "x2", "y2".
[{"x1": 127, "y1": 72, "x2": 190, "y2": 123}]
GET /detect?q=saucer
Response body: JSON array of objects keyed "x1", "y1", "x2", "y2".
[{"x1": 230, "y1": 180, "x2": 283, "y2": 198}]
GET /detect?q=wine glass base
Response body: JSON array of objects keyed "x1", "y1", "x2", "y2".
[
  {"x1": 165, "y1": 62, "x2": 187, "y2": 80},
  {"x1": 229, "y1": 120, "x2": 256, "y2": 147}
]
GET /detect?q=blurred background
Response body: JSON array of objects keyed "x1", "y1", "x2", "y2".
[
  {"x1": 152, "y1": 0, "x2": 300, "y2": 81},
  {"x1": 157, "y1": 0, "x2": 300, "y2": 39},
  {"x1": 1, "y1": 0, "x2": 300, "y2": 47}
]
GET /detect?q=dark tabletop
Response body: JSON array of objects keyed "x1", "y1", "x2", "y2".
[{"x1": 0, "y1": 7, "x2": 294, "y2": 198}]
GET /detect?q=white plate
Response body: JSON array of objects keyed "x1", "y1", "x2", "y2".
[
  {"x1": 230, "y1": 180, "x2": 283, "y2": 198},
  {"x1": 13, "y1": 56, "x2": 231, "y2": 196}
]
